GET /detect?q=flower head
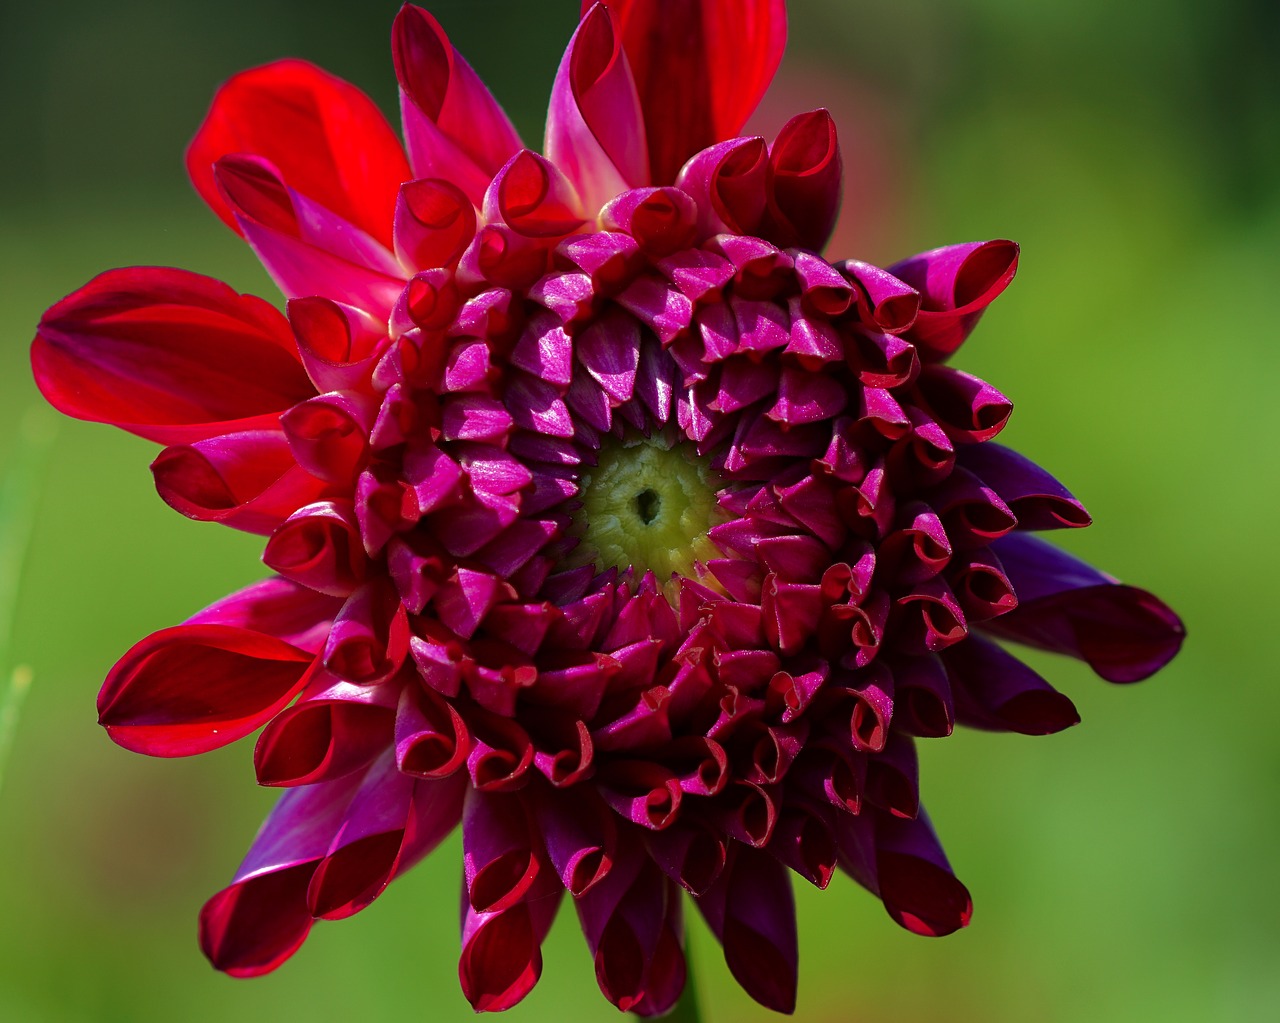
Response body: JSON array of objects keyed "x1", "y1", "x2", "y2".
[{"x1": 33, "y1": 1, "x2": 1183, "y2": 1015}]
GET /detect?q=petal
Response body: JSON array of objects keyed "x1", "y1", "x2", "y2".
[
  {"x1": 151, "y1": 430, "x2": 330, "y2": 535},
  {"x1": 186, "y1": 576, "x2": 343, "y2": 655},
  {"x1": 187, "y1": 59, "x2": 410, "y2": 247},
  {"x1": 695, "y1": 845, "x2": 797, "y2": 1014},
  {"x1": 603, "y1": 0, "x2": 788, "y2": 183},
  {"x1": 200, "y1": 775, "x2": 362, "y2": 976},
  {"x1": 957, "y1": 443, "x2": 1092, "y2": 530},
  {"x1": 765, "y1": 109, "x2": 843, "y2": 252},
  {"x1": 214, "y1": 156, "x2": 406, "y2": 316},
  {"x1": 33, "y1": 267, "x2": 312, "y2": 444},
  {"x1": 98, "y1": 623, "x2": 317, "y2": 757},
  {"x1": 546, "y1": 3, "x2": 649, "y2": 213},
  {"x1": 392, "y1": 4, "x2": 523, "y2": 204},
  {"x1": 944, "y1": 634, "x2": 1080, "y2": 734},
  {"x1": 985, "y1": 534, "x2": 1185, "y2": 682},
  {"x1": 889, "y1": 240, "x2": 1020, "y2": 360}
]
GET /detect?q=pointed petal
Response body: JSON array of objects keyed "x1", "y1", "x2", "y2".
[
  {"x1": 98, "y1": 623, "x2": 317, "y2": 757},
  {"x1": 546, "y1": 3, "x2": 649, "y2": 213},
  {"x1": 985, "y1": 534, "x2": 1185, "y2": 682},
  {"x1": 187, "y1": 59, "x2": 410, "y2": 247},
  {"x1": 33, "y1": 267, "x2": 312, "y2": 445},
  {"x1": 603, "y1": 0, "x2": 787, "y2": 183},
  {"x1": 393, "y1": 4, "x2": 523, "y2": 204}
]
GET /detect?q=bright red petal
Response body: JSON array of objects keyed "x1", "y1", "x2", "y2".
[
  {"x1": 32, "y1": 267, "x2": 313, "y2": 445},
  {"x1": 600, "y1": 0, "x2": 787, "y2": 183},
  {"x1": 186, "y1": 59, "x2": 411, "y2": 248}
]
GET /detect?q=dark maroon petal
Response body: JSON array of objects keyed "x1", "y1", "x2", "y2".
[
  {"x1": 877, "y1": 811, "x2": 973, "y2": 937},
  {"x1": 604, "y1": 0, "x2": 787, "y2": 183},
  {"x1": 889, "y1": 240, "x2": 1020, "y2": 360},
  {"x1": 98, "y1": 624, "x2": 316, "y2": 757},
  {"x1": 644, "y1": 822, "x2": 727, "y2": 896},
  {"x1": 576, "y1": 842, "x2": 686, "y2": 1014},
  {"x1": 696, "y1": 845, "x2": 798, "y2": 1014},
  {"x1": 199, "y1": 775, "x2": 361, "y2": 976},
  {"x1": 945, "y1": 634, "x2": 1080, "y2": 734},
  {"x1": 33, "y1": 268, "x2": 313, "y2": 445},
  {"x1": 765, "y1": 109, "x2": 843, "y2": 252},
  {"x1": 914, "y1": 364, "x2": 1013, "y2": 443},
  {"x1": 768, "y1": 802, "x2": 838, "y2": 888},
  {"x1": 462, "y1": 789, "x2": 542, "y2": 915},
  {"x1": 534, "y1": 786, "x2": 616, "y2": 896},
  {"x1": 987, "y1": 534, "x2": 1185, "y2": 682}
]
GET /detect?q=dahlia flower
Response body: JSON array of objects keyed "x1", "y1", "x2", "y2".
[{"x1": 33, "y1": 1, "x2": 1183, "y2": 1015}]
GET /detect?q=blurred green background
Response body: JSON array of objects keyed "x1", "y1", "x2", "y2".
[{"x1": 1, "y1": 1, "x2": 1276, "y2": 1020}]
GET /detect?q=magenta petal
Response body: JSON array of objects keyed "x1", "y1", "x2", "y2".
[
  {"x1": 458, "y1": 871, "x2": 562, "y2": 1013},
  {"x1": 393, "y1": 177, "x2": 477, "y2": 273},
  {"x1": 677, "y1": 137, "x2": 770, "y2": 237},
  {"x1": 889, "y1": 240, "x2": 1020, "y2": 360},
  {"x1": 695, "y1": 845, "x2": 797, "y2": 1014},
  {"x1": 152, "y1": 430, "x2": 330, "y2": 535},
  {"x1": 288, "y1": 297, "x2": 389, "y2": 394},
  {"x1": 199, "y1": 773, "x2": 362, "y2": 976},
  {"x1": 393, "y1": 4, "x2": 523, "y2": 204},
  {"x1": 186, "y1": 577, "x2": 342, "y2": 654},
  {"x1": 309, "y1": 753, "x2": 465, "y2": 919},
  {"x1": 987, "y1": 534, "x2": 1186, "y2": 682},
  {"x1": 323, "y1": 581, "x2": 410, "y2": 685},
  {"x1": 534, "y1": 787, "x2": 617, "y2": 897},
  {"x1": 33, "y1": 267, "x2": 313, "y2": 444},
  {"x1": 254, "y1": 668, "x2": 395, "y2": 786},
  {"x1": 99, "y1": 624, "x2": 316, "y2": 757},
  {"x1": 546, "y1": 3, "x2": 650, "y2": 213}
]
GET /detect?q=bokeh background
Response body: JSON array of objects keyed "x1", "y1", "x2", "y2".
[{"x1": 1, "y1": 1, "x2": 1277, "y2": 1020}]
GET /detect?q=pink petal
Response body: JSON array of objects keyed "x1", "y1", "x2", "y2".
[
  {"x1": 546, "y1": 3, "x2": 650, "y2": 213},
  {"x1": 392, "y1": 4, "x2": 523, "y2": 204}
]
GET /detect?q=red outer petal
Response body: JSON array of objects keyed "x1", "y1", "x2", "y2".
[
  {"x1": 601, "y1": 0, "x2": 787, "y2": 183},
  {"x1": 98, "y1": 624, "x2": 316, "y2": 757},
  {"x1": 32, "y1": 267, "x2": 313, "y2": 445},
  {"x1": 393, "y1": 4, "x2": 523, "y2": 203},
  {"x1": 186, "y1": 59, "x2": 410, "y2": 247}
]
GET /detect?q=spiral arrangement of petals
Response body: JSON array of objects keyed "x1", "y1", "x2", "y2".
[{"x1": 32, "y1": 2, "x2": 1183, "y2": 1015}]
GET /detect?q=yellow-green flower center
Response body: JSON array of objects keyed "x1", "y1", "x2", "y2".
[{"x1": 573, "y1": 436, "x2": 722, "y2": 583}]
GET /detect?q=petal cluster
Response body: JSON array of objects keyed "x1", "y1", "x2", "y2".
[{"x1": 32, "y1": 2, "x2": 1183, "y2": 1016}]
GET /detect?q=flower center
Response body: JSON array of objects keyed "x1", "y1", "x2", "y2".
[{"x1": 573, "y1": 435, "x2": 723, "y2": 583}]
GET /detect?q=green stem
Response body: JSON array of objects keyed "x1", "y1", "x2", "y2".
[{"x1": 0, "y1": 408, "x2": 58, "y2": 799}]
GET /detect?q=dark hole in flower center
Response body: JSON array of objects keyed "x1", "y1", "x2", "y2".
[{"x1": 633, "y1": 488, "x2": 661, "y2": 525}]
